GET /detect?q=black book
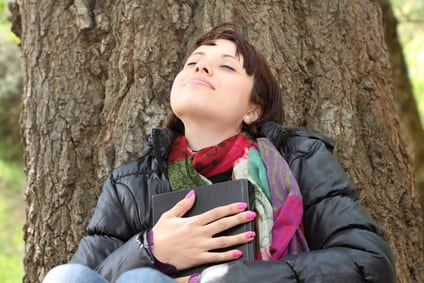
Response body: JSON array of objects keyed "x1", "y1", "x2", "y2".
[{"x1": 151, "y1": 179, "x2": 256, "y2": 277}]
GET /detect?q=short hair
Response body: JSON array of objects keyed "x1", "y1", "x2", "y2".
[{"x1": 166, "y1": 23, "x2": 283, "y2": 137}]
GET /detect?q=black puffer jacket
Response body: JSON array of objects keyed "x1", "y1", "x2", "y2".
[{"x1": 71, "y1": 122, "x2": 396, "y2": 282}]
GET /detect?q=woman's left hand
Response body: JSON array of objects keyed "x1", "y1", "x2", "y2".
[{"x1": 151, "y1": 189, "x2": 256, "y2": 271}]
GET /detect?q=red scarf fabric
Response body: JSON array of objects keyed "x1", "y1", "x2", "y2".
[{"x1": 168, "y1": 134, "x2": 252, "y2": 178}]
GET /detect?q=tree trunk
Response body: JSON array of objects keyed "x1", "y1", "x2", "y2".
[{"x1": 10, "y1": 0, "x2": 423, "y2": 282}]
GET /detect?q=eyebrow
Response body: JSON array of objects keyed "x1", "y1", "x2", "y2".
[{"x1": 191, "y1": 51, "x2": 241, "y2": 62}]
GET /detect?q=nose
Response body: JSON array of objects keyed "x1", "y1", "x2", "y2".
[{"x1": 195, "y1": 61, "x2": 212, "y2": 75}]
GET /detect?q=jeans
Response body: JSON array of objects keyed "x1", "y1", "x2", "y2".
[{"x1": 42, "y1": 263, "x2": 177, "y2": 283}]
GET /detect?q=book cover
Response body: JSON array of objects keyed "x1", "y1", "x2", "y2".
[{"x1": 151, "y1": 179, "x2": 256, "y2": 277}]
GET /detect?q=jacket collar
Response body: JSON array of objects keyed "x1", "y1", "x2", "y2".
[
  {"x1": 145, "y1": 121, "x2": 333, "y2": 160},
  {"x1": 144, "y1": 128, "x2": 178, "y2": 160},
  {"x1": 145, "y1": 122, "x2": 286, "y2": 159},
  {"x1": 258, "y1": 121, "x2": 334, "y2": 151}
]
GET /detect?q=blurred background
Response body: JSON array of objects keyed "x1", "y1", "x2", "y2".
[
  {"x1": 0, "y1": 0, "x2": 24, "y2": 282},
  {"x1": 0, "y1": 0, "x2": 422, "y2": 282},
  {"x1": 391, "y1": 0, "x2": 424, "y2": 123}
]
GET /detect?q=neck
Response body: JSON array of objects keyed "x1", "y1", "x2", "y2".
[{"x1": 183, "y1": 120, "x2": 241, "y2": 151}]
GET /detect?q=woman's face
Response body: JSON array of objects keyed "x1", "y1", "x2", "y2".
[{"x1": 170, "y1": 39, "x2": 257, "y2": 131}]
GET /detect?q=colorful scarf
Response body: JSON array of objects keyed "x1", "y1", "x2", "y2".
[{"x1": 168, "y1": 133, "x2": 309, "y2": 260}]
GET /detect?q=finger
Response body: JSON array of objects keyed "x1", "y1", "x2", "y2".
[
  {"x1": 205, "y1": 230, "x2": 256, "y2": 251},
  {"x1": 175, "y1": 276, "x2": 191, "y2": 283},
  {"x1": 198, "y1": 248, "x2": 247, "y2": 264},
  {"x1": 194, "y1": 202, "x2": 249, "y2": 225},
  {"x1": 205, "y1": 211, "x2": 257, "y2": 236},
  {"x1": 162, "y1": 189, "x2": 196, "y2": 218}
]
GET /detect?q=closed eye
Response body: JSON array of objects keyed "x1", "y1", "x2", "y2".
[
  {"x1": 221, "y1": 65, "x2": 235, "y2": 71},
  {"x1": 186, "y1": 62, "x2": 196, "y2": 66}
]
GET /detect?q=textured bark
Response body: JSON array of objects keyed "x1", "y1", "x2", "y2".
[{"x1": 10, "y1": 0, "x2": 423, "y2": 282}]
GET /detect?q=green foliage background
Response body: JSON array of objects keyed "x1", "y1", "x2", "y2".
[
  {"x1": 391, "y1": 0, "x2": 424, "y2": 126},
  {"x1": 0, "y1": 160, "x2": 25, "y2": 283},
  {"x1": 0, "y1": 1, "x2": 24, "y2": 282},
  {"x1": 0, "y1": 0, "x2": 422, "y2": 282}
]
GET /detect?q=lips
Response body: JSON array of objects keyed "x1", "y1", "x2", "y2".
[{"x1": 184, "y1": 76, "x2": 215, "y2": 89}]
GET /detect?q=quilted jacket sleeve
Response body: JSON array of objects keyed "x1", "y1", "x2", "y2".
[
  {"x1": 70, "y1": 169, "x2": 156, "y2": 282},
  {"x1": 199, "y1": 136, "x2": 396, "y2": 283}
]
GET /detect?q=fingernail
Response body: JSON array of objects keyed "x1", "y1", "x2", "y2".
[
  {"x1": 232, "y1": 251, "x2": 243, "y2": 258},
  {"x1": 237, "y1": 202, "x2": 248, "y2": 210},
  {"x1": 246, "y1": 231, "x2": 256, "y2": 239},
  {"x1": 185, "y1": 190, "x2": 195, "y2": 199},
  {"x1": 246, "y1": 211, "x2": 256, "y2": 220}
]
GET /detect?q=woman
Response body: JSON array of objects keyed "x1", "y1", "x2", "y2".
[{"x1": 43, "y1": 23, "x2": 396, "y2": 283}]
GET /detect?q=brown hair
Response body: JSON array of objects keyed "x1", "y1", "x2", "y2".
[{"x1": 166, "y1": 23, "x2": 284, "y2": 137}]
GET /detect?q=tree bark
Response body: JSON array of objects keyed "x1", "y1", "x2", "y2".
[{"x1": 10, "y1": 0, "x2": 423, "y2": 282}]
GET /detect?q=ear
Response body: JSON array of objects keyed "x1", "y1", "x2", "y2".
[{"x1": 243, "y1": 104, "x2": 262, "y2": 125}]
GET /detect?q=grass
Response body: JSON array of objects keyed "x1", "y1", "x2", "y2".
[{"x1": 0, "y1": 158, "x2": 26, "y2": 283}]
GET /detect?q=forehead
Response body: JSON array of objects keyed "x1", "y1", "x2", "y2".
[{"x1": 190, "y1": 39, "x2": 239, "y2": 57}]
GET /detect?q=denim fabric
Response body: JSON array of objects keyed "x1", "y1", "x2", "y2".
[
  {"x1": 42, "y1": 263, "x2": 177, "y2": 283},
  {"x1": 115, "y1": 268, "x2": 177, "y2": 283}
]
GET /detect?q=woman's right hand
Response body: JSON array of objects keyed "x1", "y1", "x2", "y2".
[{"x1": 151, "y1": 189, "x2": 256, "y2": 271}]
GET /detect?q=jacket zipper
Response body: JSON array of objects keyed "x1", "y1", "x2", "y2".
[{"x1": 152, "y1": 128, "x2": 168, "y2": 178}]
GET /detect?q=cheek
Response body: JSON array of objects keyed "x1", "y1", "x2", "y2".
[
  {"x1": 230, "y1": 80, "x2": 254, "y2": 105},
  {"x1": 170, "y1": 72, "x2": 183, "y2": 102}
]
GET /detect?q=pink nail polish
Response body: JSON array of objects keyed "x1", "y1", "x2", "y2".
[
  {"x1": 246, "y1": 231, "x2": 256, "y2": 239},
  {"x1": 185, "y1": 190, "x2": 195, "y2": 199},
  {"x1": 232, "y1": 251, "x2": 243, "y2": 258},
  {"x1": 237, "y1": 202, "x2": 248, "y2": 210},
  {"x1": 246, "y1": 211, "x2": 256, "y2": 220}
]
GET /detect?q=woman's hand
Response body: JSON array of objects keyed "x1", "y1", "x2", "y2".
[
  {"x1": 151, "y1": 189, "x2": 256, "y2": 271},
  {"x1": 175, "y1": 275, "x2": 191, "y2": 283}
]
